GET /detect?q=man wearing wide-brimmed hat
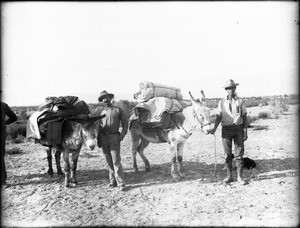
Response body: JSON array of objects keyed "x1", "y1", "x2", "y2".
[
  {"x1": 97, "y1": 90, "x2": 128, "y2": 191},
  {"x1": 209, "y1": 79, "x2": 248, "y2": 185}
]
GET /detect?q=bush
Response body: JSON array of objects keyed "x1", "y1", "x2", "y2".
[
  {"x1": 247, "y1": 115, "x2": 258, "y2": 127},
  {"x1": 258, "y1": 111, "x2": 272, "y2": 119},
  {"x1": 269, "y1": 98, "x2": 289, "y2": 116},
  {"x1": 115, "y1": 100, "x2": 138, "y2": 120},
  {"x1": 6, "y1": 121, "x2": 27, "y2": 139},
  {"x1": 6, "y1": 147, "x2": 24, "y2": 155},
  {"x1": 245, "y1": 96, "x2": 270, "y2": 108},
  {"x1": 11, "y1": 134, "x2": 25, "y2": 144}
]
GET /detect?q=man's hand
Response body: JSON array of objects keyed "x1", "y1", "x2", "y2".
[
  {"x1": 243, "y1": 128, "x2": 248, "y2": 141},
  {"x1": 119, "y1": 132, "x2": 126, "y2": 141}
]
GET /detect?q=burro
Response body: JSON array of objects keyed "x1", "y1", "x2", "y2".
[{"x1": 129, "y1": 91, "x2": 212, "y2": 180}]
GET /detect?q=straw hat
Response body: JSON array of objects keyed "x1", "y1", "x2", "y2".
[
  {"x1": 98, "y1": 90, "x2": 114, "y2": 102},
  {"x1": 223, "y1": 79, "x2": 239, "y2": 89}
]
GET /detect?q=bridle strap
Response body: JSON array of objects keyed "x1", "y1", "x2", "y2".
[
  {"x1": 171, "y1": 114, "x2": 192, "y2": 139},
  {"x1": 193, "y1": 110, "x2": 211, "y2": 133}
]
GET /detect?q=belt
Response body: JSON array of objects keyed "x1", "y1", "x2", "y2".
[
  {"x1": 222, "y1": 124, "x2": 242, "y2": 129},
  {"x1": 101, "y1": 131, "x2": 120, "y2": 135}
]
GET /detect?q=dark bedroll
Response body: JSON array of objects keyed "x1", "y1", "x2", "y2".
[{"x1": 37, "y1": 96, "x2": 93, "y2": 147}]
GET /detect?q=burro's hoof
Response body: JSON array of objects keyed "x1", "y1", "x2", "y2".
[
  {"x1": 238, "y1": 179, "x2": 248, "y2": 185},
  {"x1": 70, "y1": 179, "x2": 78, "y2": 186},
  {"x1": 133, "y1": 169, "x2": 139, "y2": 173},
  {"x1": 171, "y1": 175, "x2": 181, "y2": 182},
  {"x1": 178, "y1": 172, "x2": 185, "y2": 178},
  {"x1": 70, "y1": 178, "x2": 78, "y2": 184}
]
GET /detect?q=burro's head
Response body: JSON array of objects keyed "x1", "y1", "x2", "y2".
[
  {"x1": 189, "y1": 90, "x2": 212, "y2": 135},
  {"x1": 79, "y1": 115, "x2": 105, "y2": 150}
]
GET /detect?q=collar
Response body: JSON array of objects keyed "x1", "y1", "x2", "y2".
[
  {"x1": 226, "y1": 94, "x2": 238, "y2": 100},
  {"x1": 104, "y1": 103, "x2": 113, "y2": 109}
]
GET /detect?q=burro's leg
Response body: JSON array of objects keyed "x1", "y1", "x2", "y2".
[
  {"x1": 137, "y1": 138, "x2": 150, "y2": 172},
  {"x1": 62, "y1": 151, "x2": 70, "y2": 187},
  {"x1": 177, "y1": 142, "x2": 185, "y2": 178},
  {"x1": 131, "y1": 134, "x2": 150, "y2": 173},
  {"x1": 54, "y1": 148, "x2": 63, "y2": 175},
  {"x1": 170, "y1": 142, "x2": 180, "y2": 180},
  {"x1": 131, "y1": 134, "x2": 140, "y2": 173},
  {"x1": 46, "y1": 147, "x2": 54, "y2": 176},
  {"x1": 70, "y1": 151, "x2": 80, "y2": 185}
]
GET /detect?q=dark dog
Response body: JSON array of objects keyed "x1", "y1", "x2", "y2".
[
  {"x1": 225, "y1": 154, "x2": 257, "y2": 170},
  {"x1": 243, "y1": 157, "x2": 257, "y2": 170}
]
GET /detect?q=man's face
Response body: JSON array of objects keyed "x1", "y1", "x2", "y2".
[
  {"x1": 102, "y1": 95, "x2": 112, "y2": 104},
  {"x1": 225, "y1": 86, "x2": 236, "y2": 97}
]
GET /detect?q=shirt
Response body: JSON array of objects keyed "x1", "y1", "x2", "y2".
[
  {"x1": 217, "y1": 96, "x2": 247, "y2": 126},
  {"x1": 100, "y1": 106, "x2": 128, "y2": 135}
]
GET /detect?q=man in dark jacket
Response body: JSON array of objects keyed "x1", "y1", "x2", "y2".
[
  {"x1": 97, "y1": 90, "x2": 128, "y2": 191},
  {"x1": 1, "y1": 100, "x2": 18, "y2": 186}
]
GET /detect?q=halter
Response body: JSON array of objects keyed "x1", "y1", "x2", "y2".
[
  {"x1": 171, "y1": 108, "x2": 211, "y2": 139},
  {"x1": 171, "y1": 115, "x2": 192, "y2": 139},
  {"x1": 193, "y1": 109, "x2": 211, "y2": 133}
]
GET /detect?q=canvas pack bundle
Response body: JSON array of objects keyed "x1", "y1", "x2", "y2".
[
  {"x1": 133, "y1": 97, "x2": 183, "y2": 129},
  {"x1": 134, "y1": 81, "x2": 183, "y2": 102}
]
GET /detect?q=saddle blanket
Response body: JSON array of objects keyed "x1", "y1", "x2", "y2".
[
  {"x1": 134, "y1": 81, "x2": 183, "y2": 102},
  {"x1": 26, "y1": 109, "x2": 48, "y2": 139},
  {"x1": 134, "y1": 97, "x2": 183, "y2": 120},
  {"x1": 132, "y1": 97, "x2": 184, "y2": 129}
]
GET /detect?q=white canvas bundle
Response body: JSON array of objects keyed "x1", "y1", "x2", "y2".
[{"x1": 134, "y1": 81, "x2": 183, "y2": 102}]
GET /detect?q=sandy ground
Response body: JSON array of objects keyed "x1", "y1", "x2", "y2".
[{"x1": 1, "y1": 105, "x2": 299, "y2": 227}]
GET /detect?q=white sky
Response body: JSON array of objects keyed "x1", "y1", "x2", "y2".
[{"x1": 1, "y1": 1, "x2": 298, "y2": 106}]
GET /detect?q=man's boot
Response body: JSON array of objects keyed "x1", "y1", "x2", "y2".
[
  {"x1": 223, "y1": 162, "x2": 233, "y2": 184},
  {"x1": 236, "y1": 158, "x2": 248, "y2": 185}
]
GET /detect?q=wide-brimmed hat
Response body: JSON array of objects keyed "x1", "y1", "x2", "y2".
[
  {"x1": 98, "y1": 90, "x2": 114, "y2": 102},
  {"x1": 223, "y1": 79, "x2": 239, "y2": 89}
]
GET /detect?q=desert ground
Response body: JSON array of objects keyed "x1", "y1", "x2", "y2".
[{"x1": 1, "y1": 105, "x2": 299, "y2": 227}]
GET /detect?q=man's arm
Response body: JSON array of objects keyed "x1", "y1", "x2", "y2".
[
  {"x1": 4, "y1": 104, "x2": 18, "y2": 125},
  {"x1": 242, "y1": 114, "x2": 248, "y2": 141},
  {"x1": 119, "y1": 108, "x2": 128, "y2": 141},
  {"x1": 209, "y1": 115, "x2": 221, "y2": 134}
]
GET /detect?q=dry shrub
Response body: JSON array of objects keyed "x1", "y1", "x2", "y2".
[
  {"x1": 11, "y1": 134, "x2": 25, "y2": 144},
  {"x1": 6, "y1": 147, "x2": 24, "y2": 155},
  {"x1": 247, "y1": 115, "x2": 258, "y2": 127},
  {"x1": 6, "y1": 122, "x2": 27, "y2": 139},
  {"x1": 269, "y1": 98, "x2": 289, "y2": 117},
  {"x1": 258, "y1": 111, "x2": 272, "y2": 119}
]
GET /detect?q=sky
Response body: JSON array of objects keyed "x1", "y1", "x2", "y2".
[{"x1": 1, "y1": 1, "x2": 298, "y2": 106}]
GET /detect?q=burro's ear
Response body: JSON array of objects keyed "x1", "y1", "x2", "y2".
[
  {"x1": 200, "y1": 90, "x2": 206, "y2": 103},
  {"x1": 88, "y1": 114, "x2": 106, "y2": 122},
  {"x1": 189, "y1": 91, "x2": 201, "y2": 103}
]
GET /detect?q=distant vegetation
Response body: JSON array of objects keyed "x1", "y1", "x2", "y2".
[{"x1": 6, "y1": 94, "x2": 298, "y2": 141}]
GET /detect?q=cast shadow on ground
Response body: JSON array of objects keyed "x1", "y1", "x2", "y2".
[
  {"x1": 7, "y1": 157, "x2": 298, "y2": 189},
  {"x1": 125, "y1": 157, "x2": 299, "y2": 190},
  {"x1": 7, "y1": 169, "x2": 109, "y2": 187}
]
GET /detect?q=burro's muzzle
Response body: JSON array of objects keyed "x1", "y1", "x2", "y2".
[
  {"x1": 85, "y1": 139, "x2": 97, "y2": 150},
  {"x1": 202, "y1": 122, "x2": 212, "y2": 135}
]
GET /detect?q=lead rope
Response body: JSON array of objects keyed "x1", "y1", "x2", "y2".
[{"x1": 213, "y1": 133, "x2": 217, "y2": 177}]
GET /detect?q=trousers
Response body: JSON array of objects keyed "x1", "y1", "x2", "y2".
[
  {"x1": 1, "y1": 132, "x2": 7, "y2": 184},
  {"x1": 221, "y1": 125, "x2": 244, "y2": 162},
  {"x1": 100, "y1": 134, "x2": 125, "y2": 186}
]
